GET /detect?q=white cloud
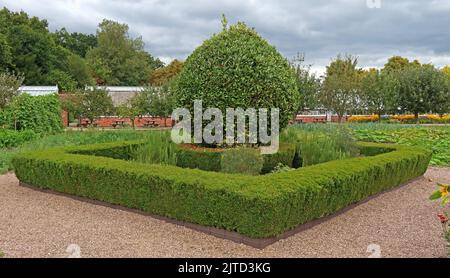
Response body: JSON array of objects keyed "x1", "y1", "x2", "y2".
[{"x1": 2, "y1": 0, "x2": 449, "y2": 68}]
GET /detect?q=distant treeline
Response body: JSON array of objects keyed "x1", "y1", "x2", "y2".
[{"x1": 0, "y1": 7, "x2": 184, "y2": 90}]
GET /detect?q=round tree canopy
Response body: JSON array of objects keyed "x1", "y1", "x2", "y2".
[{"x1": 175, "y1": 22, "x2": 299, "y2": 130}]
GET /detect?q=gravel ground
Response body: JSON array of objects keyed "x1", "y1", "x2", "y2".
[{"x1": 0, "y1": 167, "x2": 449, "y2": 258}]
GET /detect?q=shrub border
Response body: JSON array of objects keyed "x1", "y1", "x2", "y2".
[{"x1": 12, "y1": 141, "x2": 431, "y2": 245}]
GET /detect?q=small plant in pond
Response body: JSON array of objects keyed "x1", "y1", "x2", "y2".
[
  {"x1": 282, "y1": 125, "x2": 359, "y2": 167},
  {"x1": 429, "y1": 183, "x2": 450, "y2": 255},
  {"x1": 271, "y1": 163, "x2": 294, "y2": 173},
  {"x1": 130, "y1": 131, "x2": 177, "y2": 165},
  {"x1": 220, "y1": 148, "x2": 263, "y2": 175}
]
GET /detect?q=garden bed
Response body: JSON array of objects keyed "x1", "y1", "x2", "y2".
[{"x1": 12, "y1": 141, "x2": 431, "y2": 243}]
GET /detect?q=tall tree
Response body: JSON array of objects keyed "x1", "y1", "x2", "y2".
[
  {"x1": 149, "y1": 59, "x2": 183, "y2": 86},
  {"x1": 66, "y1": 53, "x2": 94, "y2": 88},
  {"x1": 86, "y1": 19, "x2": 162, "y2": 86},
  {"x1": 0, "y1": 34, "x2": 12, "y2": 69},
  {"x1": 7, "y1": 24, "x2": 56, "y2": 84},
  {"x1": 394, "y1": 65, "x2": 449, "y2": 121},
  {"x1": 320, "y1": 55, "x2": 362, "y2": 122},
  {"x1": 53, "y1": 28, "x2": 98, "y2": 58},
  {"x1": 290, "y1": 56, "x2": 321, "y2": 113},
  {"x1": 79, "y1": 88, "x2": 114, "y2": 124},
  {"x1": 383, "y1": 56, "x2": 421, "y2": 73},
  {"x1": 442, "y1": 66, "x2": 450, "y2": 79},
  {"x1": 361, "y1": 69, "x2": 399, "y2": 120}
]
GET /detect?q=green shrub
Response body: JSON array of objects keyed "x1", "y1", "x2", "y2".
[
  {"x1": 271, "y1": 163, "x2": 295, "y2": 173},
  {"x1": 0, "y1": 129, "x2": 36, "y2": 148},
  {"x1": 221, "y1": 147, "x2": 263, "y2": 175},
  {"x1": 1, "y1": 94, "x2": 63, "y2": 133},
  {"x1": 261, "y1": 143, "x2": 296, "y2": 173},
  {"x1": 12, "y1": 141, "x2": 431, "y2": 238},
  {"x1": 174, "y1": 143, "x2": 295, "y2": 174},
  {"x1": 175, "y1": 21, "x2": 299, "y2": 138},
  {"x1": 175, "y1": 145, "x2": 223, "y2": 172}
]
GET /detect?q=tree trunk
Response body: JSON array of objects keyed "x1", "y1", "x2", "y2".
[
  {"x1": 378, "y1": 112, "x2": 382, "y2": 122},
  {"x1": 414, "y1": 112, "x2": 419, "y2": 124},
  {"x1": 78, "y1": 115, "x2": 82, "y2": 130}
]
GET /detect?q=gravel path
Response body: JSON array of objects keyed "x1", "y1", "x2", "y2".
[{"x1": 0, "y1": 167, "x2": 449, "y2": 258}]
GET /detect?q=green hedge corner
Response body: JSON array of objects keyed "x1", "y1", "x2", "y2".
[{"x1": 12, "y1": 141, "x2": 431, "y2": 238}]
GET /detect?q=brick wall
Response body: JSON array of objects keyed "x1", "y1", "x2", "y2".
[
  {"x1": 81, "y1": 116, "x2": 174, "y2": 128},
  {"x1": 61, "y1": 110, "x2": 69, "y2": 127},
  {"x1": 293, "y1": 115, "x2": 349, "y2": 123}
]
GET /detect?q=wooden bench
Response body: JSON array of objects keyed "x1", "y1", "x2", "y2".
[
  {"x1": 112, "y1": 120, "x2": 126, "y2": 129},
  {"x1": 142, "y1": 119, "x2": 160, "y2": 128}
]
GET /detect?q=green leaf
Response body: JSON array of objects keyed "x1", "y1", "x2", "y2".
[{"x1": 429, "y1": 190, "x2": 442, "y2": 200}]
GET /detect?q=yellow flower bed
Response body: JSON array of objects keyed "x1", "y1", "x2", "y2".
[
  {"x1": 391, "y1": 115, "x2": 415, "y2": 121},
  {"x1": 426, "y1": 115, "x2": 450, "y2": 121},
  {"x1": 348, "y1": 115, "x2": 379, "y2": 122}
]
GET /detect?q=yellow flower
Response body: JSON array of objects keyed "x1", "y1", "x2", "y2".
[{"x1": 440, "y1": 186, "x2": 449, "y2": 197}]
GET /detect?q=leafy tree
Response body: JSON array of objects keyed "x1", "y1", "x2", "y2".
[
  {"x1": 0, "y1": 8, "x2": 94, "y2": 88},
  {"x1": 291, "y1": 54, "x2": 321, "y2": 112},
  {"x1": 442, "y1": 66, "x2": 450, "y2": 80},
  {"x1": 148, "y1": 83, "x2": 176, "y2": 125},
  {"x1": 86, "y1": 19, "x2": 162, "y2": 86},
  {"x1": 360, "y1": 69, "x2": 399, "y2": 120},
  {"x1": 0, "y1": 8, "x2": 48, "y2": 34},
  {"x1": 320, "y1": 55, "x2": 362, "y2": 122},
  {"x1": 66, "y1": 53, "x2": 94, "y2": 88},
  {"x1": 383, "y1": 56, "x2": 421, "y2": 73},
  {"x1": 79, "y1": 88, "x2": 114, "y2": 124},
  {"x1": 149, "y1": 59, "x2": 184, "y2": 86},
  {"x1": 7, "y1": 24, "x2": 56, "y2": 84},
  {"x1": 0, "y1": 34, "x2": 12, "y2": 69},
  {"x1": 0, "y1": 71, "x2": 24, "y2": 109},
  {"x1": 60, "y1": 92, "x2": 84, "y2": 123},
  {"x1": 394, "y1": 65, "x2": 449, "y2": 121},
  {"x1": 176, "y1": 21, "x2": 299, "y2": 135},
  {"x1": 46, "y1": 70, "x2": 78, "y2": 92},
  {"x1": 53, "y1": 27, "x2": 97, "y2": 58}
]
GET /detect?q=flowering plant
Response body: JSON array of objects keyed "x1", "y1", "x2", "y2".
[
  {"x1": 348, "y1": 115, "x2": 379, "y2": 123},
  {"x1": 430, "y1": 183, "x2": 450, "y2": 255}
]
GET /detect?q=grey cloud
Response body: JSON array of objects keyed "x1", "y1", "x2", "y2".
[{"x1": 2, "y1": 0, "x2": 450, "y2": 74}]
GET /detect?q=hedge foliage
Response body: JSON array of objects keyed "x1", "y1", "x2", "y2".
[
  {"x1": 0, "y1": 129, "x2": 36, "y2": 149},
  {"x1": 175, "y1": 22, "x2": 299, "y2": 132},
  {"x1": 221, "y1": 147, "x2": 263, "y2": 175},
  {"x1": 12, "y1": 141, "x2": 431, "y2": 238},
  {"x1": 175, "y1": 145, "x2": 223, "y2": 172},
  {"x1": 0, "y1": 94, "x2": 63, "y2": 133},
  {"x1": 174, "y1": 143, "x2": 296, "y2": 174},
  {"x1": 261, "y1": 143, "x2": 296, "y2": 173}
]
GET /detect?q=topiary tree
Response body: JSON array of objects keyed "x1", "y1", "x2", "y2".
[{"x1": 175, "y1": 20, "x2": 299, "y2": 142}]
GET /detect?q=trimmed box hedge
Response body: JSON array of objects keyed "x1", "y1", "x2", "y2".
[
  {"x1": 12, "y1": 141, "x2": 431, "y2": 238},
  {"x1": 175, "y1": 143, "x2": 297, "y2": 174}
]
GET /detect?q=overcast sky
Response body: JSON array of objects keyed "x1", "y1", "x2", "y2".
[{"x1": 2, "y1": 0, "x2": 450, "y2": 75}]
